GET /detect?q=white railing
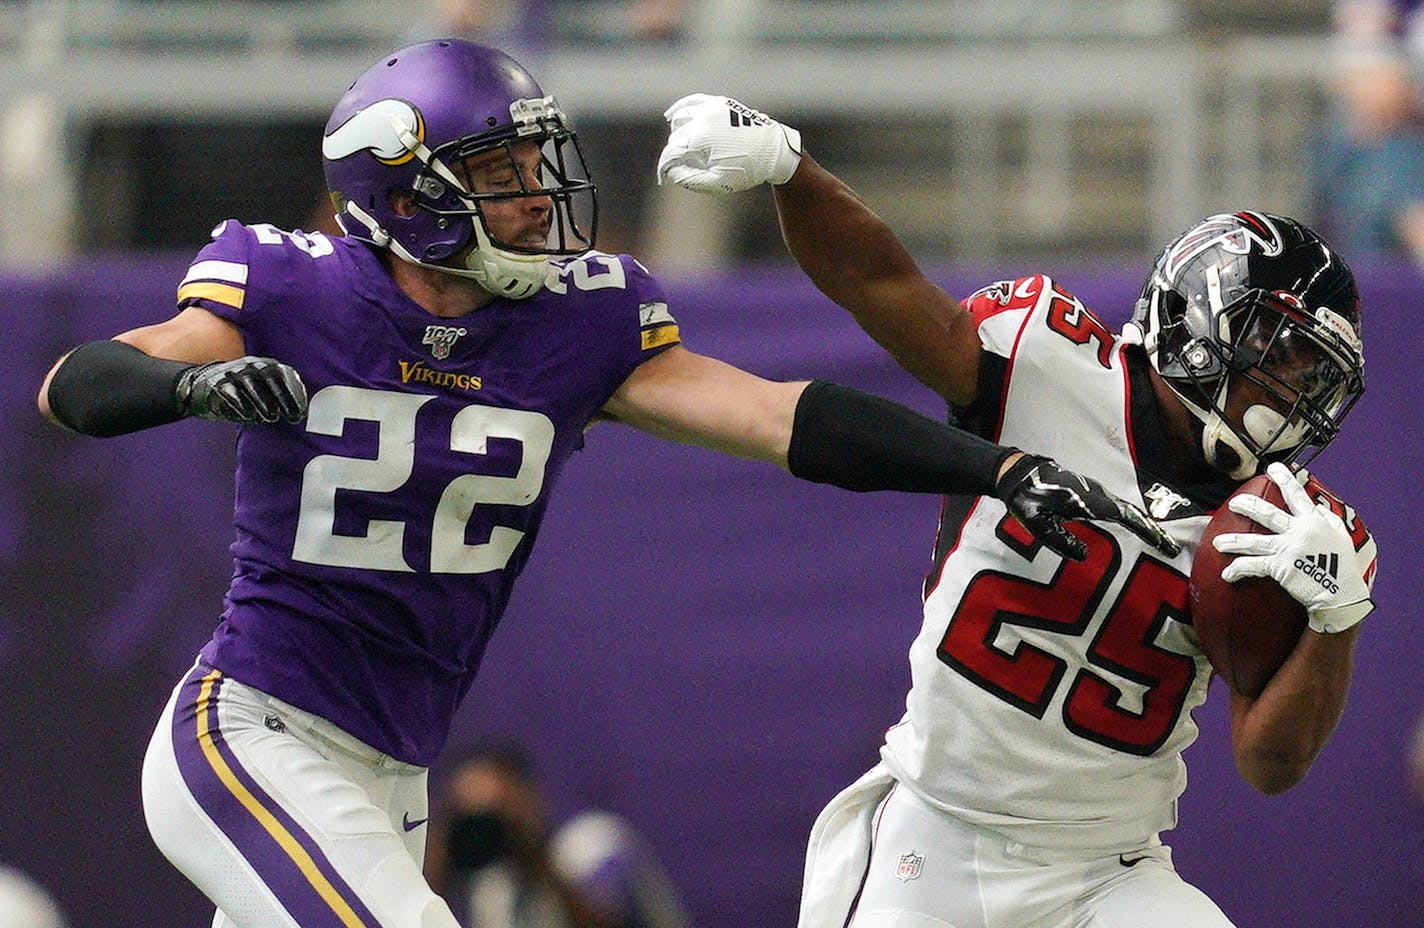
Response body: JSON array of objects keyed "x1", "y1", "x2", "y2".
[{"x1": 0, "y1": 0, "x2": 1333, "y2": 268}]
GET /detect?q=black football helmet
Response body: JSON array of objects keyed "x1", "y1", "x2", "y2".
[{"x1": 1125, "y1": 210, "x2": 1364, "y2": 479}]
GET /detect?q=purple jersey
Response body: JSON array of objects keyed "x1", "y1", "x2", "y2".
[{"x1": 176, "y1": 221, "x2": 680, "y2": 765}]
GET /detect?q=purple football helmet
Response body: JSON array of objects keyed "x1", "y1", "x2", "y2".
[
  {"x1": 1126, "y1": 210, "x2": 1364, "y2": 478},
  {"x1": 322, "y1": 40, "x2": 596, "y2": 298}
]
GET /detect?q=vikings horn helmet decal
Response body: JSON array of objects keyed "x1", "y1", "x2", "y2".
[{"x1": 322, "y1": 99, "x2": 425, "y2": 166}]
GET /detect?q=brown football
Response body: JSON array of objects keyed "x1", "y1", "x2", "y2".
[{"x1": 1189, "y1": 474, "x2": 1307, "y2": 698}]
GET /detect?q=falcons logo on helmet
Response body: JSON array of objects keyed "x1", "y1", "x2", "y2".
[{"x1": 1161, "y1": 210, "x2": 1284, "y2": 284}]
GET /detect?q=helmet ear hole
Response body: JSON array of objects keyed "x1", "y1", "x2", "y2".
[
  {"x1": 1183, "y1": 341, "x2": 1214, "y2": 371},
  {"x1": 388, "y1": 189, "x2": 417, "y2": 217}
]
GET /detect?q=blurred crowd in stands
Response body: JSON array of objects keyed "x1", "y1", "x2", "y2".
[{"x1": 1313, "y1": 0, "x2": 1424, "y2": 266}]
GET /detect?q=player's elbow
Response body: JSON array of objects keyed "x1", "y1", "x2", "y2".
[
  {"x1": 1234, "y1": 744, "x2": 1314, "y2": 795},
  {"x1": 1240, "y1": 766, "x2": 1308, "y2": 796}
]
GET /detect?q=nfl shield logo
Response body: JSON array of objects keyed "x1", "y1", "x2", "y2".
[
  {"x1": 895, "y1": 851, "x2": 924, "y2": 883},
  {"x1": 422, "y1": 325, "x2": 467, "y2": 360}
]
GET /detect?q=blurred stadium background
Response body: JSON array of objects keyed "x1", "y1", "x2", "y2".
[
  {"x1": 0, "y1": 0, "x2": 1355, "y2": 267},
  {"x1": 2, "y1": 1, "x2": 1423, "y2": 926}
]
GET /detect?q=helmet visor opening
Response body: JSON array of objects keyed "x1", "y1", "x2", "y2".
[
  {"x1": 417, "y1": 132, "x2": 597, "y2": 256},
  {"x1": 1217, "y1": 293, "x2": 1364, "y2": 457}
]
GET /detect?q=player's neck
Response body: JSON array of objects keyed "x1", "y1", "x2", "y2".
[
  {"x1": 1148, "y1": 368, "x2": 1219, "y2": 483},
  {"x1": 384, "y1": 254, "x2": 496, "y2": 318}
]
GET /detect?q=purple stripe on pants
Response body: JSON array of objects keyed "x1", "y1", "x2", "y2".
[{"x1": 169, "y1": 663, "x2": 383, "y2": 928}]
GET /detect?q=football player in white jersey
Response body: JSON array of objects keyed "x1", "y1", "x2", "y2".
[{"x1": 658, "y1": 95, "x2": 1378, "y2": 928}]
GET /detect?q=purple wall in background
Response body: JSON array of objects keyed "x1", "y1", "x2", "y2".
[{"x1": 2, "y1": 256, "x2": 1421, "y2": 928}]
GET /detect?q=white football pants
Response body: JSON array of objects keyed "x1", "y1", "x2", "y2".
[
  {"x1": 142, "y1": 660, "x2": 460, "y2": 928},
  {"x1": 799, "y1": 765, "x2": 1236, "y2": 928}
]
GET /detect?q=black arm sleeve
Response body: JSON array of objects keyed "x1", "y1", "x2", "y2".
[
  {"x1": 786, "y1": 380, "x2": 1016, "y2": 495},
  {"x1": 46, "y1": 340, "x2": 193, "y2": 437}
]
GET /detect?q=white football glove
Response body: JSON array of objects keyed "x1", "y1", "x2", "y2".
[
  {"x1": 1212, "y1": 462, "x2": 1374, "y2": 634},
  {"x1": 657, "y1": 93, "x2": 803, "y2": 194}
]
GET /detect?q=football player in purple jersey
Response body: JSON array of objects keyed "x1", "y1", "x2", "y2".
[
  {"x1": 659, "y1": 96, "x2": 1378, "y2": 928},
  {"x1": 36, "y1": 42, "x2": 1174, "y2": 928}
]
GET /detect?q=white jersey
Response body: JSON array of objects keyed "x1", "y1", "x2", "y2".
[
  {"x1": 800, "y1": 275, "x2": 1379, "y2": 928},
  {"x1": 880, "y1": 274, "x2": 1374, "y2": 854}
]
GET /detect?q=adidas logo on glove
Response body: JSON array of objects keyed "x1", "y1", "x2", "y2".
[{"x1": 1293, "y1": 553, "x2": 1340, "y2": 595}]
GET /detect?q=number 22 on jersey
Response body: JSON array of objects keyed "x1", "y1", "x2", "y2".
[{"x1": 292, "y1": 385, "x2": 554, "y2": 574}]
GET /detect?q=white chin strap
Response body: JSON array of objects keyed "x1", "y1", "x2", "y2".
[
  {"x1": 1194, "y1": 377, "x2": 1310, "y2": 480},
  {"x1": 1200, "y1": 408, "x2": 1260, "y2": 480},
  {"x1": 448, "y1": 217, "x2": 552, "y2": 299},
  {"x1": 342, "y1": 200, "x2": 550, "y2": 300}
]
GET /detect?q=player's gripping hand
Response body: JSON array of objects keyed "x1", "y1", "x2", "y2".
[
  {"x1": 995, "y1": 454, "x2": 1182, "y2": 562},
  {"x1": 1213, "y1": 462, "x2": 1374, "y2": 633},
  {"x1": 176, "y1": 357, "x2": 308, "y2": 424},
  {"x1": 657, "y1": 93, "x2": 802, "y2": 194}
]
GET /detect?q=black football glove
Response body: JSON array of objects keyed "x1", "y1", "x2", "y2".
[
  {"x1": 176, "y1": 356, "x2": 307, "y2": 424},
  {"x1": 994, "y1": 454, "x2": 1181, "y2": 561}
]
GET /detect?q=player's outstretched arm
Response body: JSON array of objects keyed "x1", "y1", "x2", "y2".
[
  {"x1": 658, "y1": 94, "x2": 980, "y2": 406},
  {"x1": 1216, "y1": 463, "x2": 1378, "y2": 794},
  {"x1": 603, "y1": 346, "x2": 1178, "y2": 561},
  {"x1": 38, "y1": 307, "x2": 307, "y2": 436}
]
